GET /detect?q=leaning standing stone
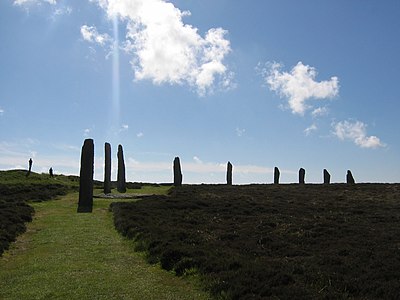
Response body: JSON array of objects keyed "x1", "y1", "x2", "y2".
[
  {"x1": 78, "y1": 139, "x2": 94, "y2": 213},
  {"x1": 226, "y1": 161, "x2": 233, "y2": 185},
  {"x1": 104, "y1": 142, "x2": 112, "y2": 194},
  {"x1": 117, "y1": 144, "x2": 126, "y2": 193},
  {"x1": 173, "y1": 157, "x2": 183, "y2": 187},
  {"x1": 299, "y1": 168, "x2": 305, "y2": 184},
  {"x1": 346, "y1": 170, "x2": 355, "y2": 184},
  {"x1": 323, "y1": 169, "x2": 331, "y2": 184},
  {"x1": 274, "y1": 167, "x2": 280, "y2": 184}
]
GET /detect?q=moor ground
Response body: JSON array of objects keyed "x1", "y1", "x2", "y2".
[{"x1": 111, "y1": 184, "x2": 400, "y2": 299}]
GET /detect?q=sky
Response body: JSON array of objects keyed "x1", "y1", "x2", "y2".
[{"x1": 1, "y1": 0, "x2": 399, "y2": 184}]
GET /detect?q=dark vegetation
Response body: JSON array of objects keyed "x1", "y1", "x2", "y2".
[
  {"x1": 111, "y1": 184, "x2": 400, "y2": 299},
  {"x1": 0, "y1": 170, "x2": 79, "y2": 256}
]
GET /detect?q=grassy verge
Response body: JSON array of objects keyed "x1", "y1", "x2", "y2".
[
  {"x1": 0, "y1": 193, "x2": 210, "y2": 299},
  {"x1": 0, "y1": 170, "x2": 79, "y2": 256}
]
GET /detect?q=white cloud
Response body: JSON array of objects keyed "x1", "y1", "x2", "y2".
[
  {"x1": 53, "y1": 6, "x2": 72, "y2": 16},
  {"x1": 116, "y1": 124, "x2": 129, "y2": 133},
  {"x1": 304, "y1": 124, "x2": 317, "y2": 136},
  {"x1": 193, "y1": 156, "x2": 203, "y2": 164},
  {"x1": 14, "y1": 0, "x2": 56, "y2": 6},
  {"x1": 312, "y1": 107, "x2": 329, "y2": 118},
  {"x1": 0, "y1": 107, "x2": 4, "y2": 115},
  {"x1": 91, "y1": 0, "x2": 233, "y2": 95},
  {"x1": 263, "y1": 61, "x2": 339, "y2": 115},
  {"x1": 80, "y1": 25, "x2": 111, "y2": 46},
  {"x1": 333, "y1": 120, "x2": 385, "y2": 149},
  {"x1": 236, "y1": 127, "x2": 246, "y2": 137},
  {"x1": 136, "y1": 132, "x2": 144, "y2": 138},
  {"x1": 83, "y1": 128, "x2": 91, "y2": 137}
]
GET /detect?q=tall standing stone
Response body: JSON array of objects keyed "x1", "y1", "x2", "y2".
[
  {"x1": 323, "y1": 169, "x2": 331, "y2": 184},
  {"x1": 346, "y1": 170, "x2": 355, "y2": 184},
  {"x1": 299, "y1": 168, "x2": 305, "y2": 184},
  {"x1": 274, "y1": 167, "x2": 280, "y2": 184},
  {"x1": 226, "y1": 161, "x2": 233, "y2": 185},
  {"x1": 173, "y1": 157, "x2": 182, "y2": 187},
  {"x1": 78, "y1": 139, "x2": 94, "y2": 213},
  {"x1": 117, "y1": 144, "x2": 126, "y2": 193},
  {"x1": 104, "y1": 142, "x2": 112, "y2": 194}
]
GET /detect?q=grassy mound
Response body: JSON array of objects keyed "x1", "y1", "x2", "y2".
[
  {"x1": 111, "y1": 184, "x2": 400, "y2": 299},
  {"x1": 0, "y1": 170, "x2": 79, "y2": 256}
]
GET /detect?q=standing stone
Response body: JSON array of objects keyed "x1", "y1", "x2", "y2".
[
  {"x1": 346, "y1": 170, "x2": 355, "y2": 184},
  {"x1": 323, "y1": 169, "x2": 331, "y2": 184},
  {"x1": 78, "y1": 139, "x2": 94, "y2": 213},
  {"x1": 26, "y1": 158, "x2": 33, "y2": 177},
  {"x1": 117, "y1": 144, "x2": 126, "y2": 193},
  {"x1": 173, "y1": 157, "x2": 183, "y2": 187},
  {"x1": 104, "y1": 142, "x2": 112, "y2": 194},
  {"x1": 274, "y1": 167, "x2": 280, "y2": 184},
  {"x1": 299, "y1": 168, "x2": 305, "y2": 184},
  {"x1": 226, "y1": 161, "x2": 233, "y2": 185}
]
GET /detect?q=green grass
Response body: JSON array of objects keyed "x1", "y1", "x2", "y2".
[
  {"x1": 0, "y1": 193, "x2": 210, "y2": 300},
  {"x1": 94, "y1": 185, "x2": 173, "y2": 196},
  {"x1": 0, "y1": 169, "x2": 80, "y2": 186}
]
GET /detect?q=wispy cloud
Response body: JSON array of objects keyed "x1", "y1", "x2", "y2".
[
  {"x1": 236, "y1": 127, "x2": 246, "y2": 137},
  {"x1": 52, "y1": 6, "x2": 72, "y2": 17},
  {"x1": 261, "y1": 61, "x2": 339, "y2": 115},
  {"x1": 91, "y1": 0, "x2": 233, "y2": 96},
  {"x1": 136, "y1": 132, "x2": 144, "y2": 138},
  {"x1": 311, "y1": 107, "x2": 329, "y2": 118},
  {"x1": 0, "y1": 107, "x2": 4, "y2": 115},
  {"x1": 83, "y1": 128, "x2": 91, "y2": 137},
  {"x1": 14, "y1": 0, "x2": 57, "y2": 6},
  {"x1": 80, "y1": 25, "x2": 111, "y2": 46},
  {"x1": 332, "y1": 120, "x2": 385, "y2": 149},
  {"x1": 125, "y1": 157, "x2": 271, "y2": 175},
  {"x1": 193, "y1": 156, "x2": 203, "y2": 164},
  {"x1": 304, "y1": 124, "x2": 317, "y2": 136},
  {"x1": 117, "y1": 124, "x2": 129, "y2": 133}
]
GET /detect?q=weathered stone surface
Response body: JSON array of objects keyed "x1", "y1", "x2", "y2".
[
  {"x1": 226, "y1": 161, "x2": 233, "y2": 185},
  {"x1": 346, "y1": 170, "x2": 355, "y2": 184},
  {"x1": 274, "y1": 167, "x2": 280, "y2": 184},
  {"x1": 78, "y1": 139, "x2": 94, "y2": 213},
  {"x1": 299, "y1": 168, "x2": 305, "y2": 184},
  {"x1": 26, "y1": 158, "x2": 33, "y2": 177},
  {"x1": 173, "y1": 157, "x2": 183, "y2": 187},
  {"x1": 117, "y1": 144, "x2": 127, "y2": 193},
  {"x1": 104, "y1": 142, "x2": 112, "y2": 194},
  {"x1": 323, "y1": 169, "x2": 331, "y2": 184}
]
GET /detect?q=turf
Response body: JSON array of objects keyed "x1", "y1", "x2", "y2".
[
  {"x1": 0, "y1": 193, "x2": 210, "y2": 300},
  {"x1": 111, "y1": 183, "x2": 400, "y2": 299}
]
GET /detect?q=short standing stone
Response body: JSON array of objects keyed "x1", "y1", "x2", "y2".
[
  {"x1": 274, "y1": 167, "x2": 280, "y2": 184},
  {"x1": 299, "y1": 168, "x2": 305, "y2": 184},
  {"x1": 173, "y1": 157, "x2": 183, "y2": 187},
  {"x1": 346, "y1": 170, "x2": 355, "y2": 184},
  {"x1": 117, "y1": 144, "x2": 127, "y2": 193},
  {"x1": 26, "y1": 158, "x2": 33, "y2": 177},
  {"x1": 104, "y1": 142, "x2": 112, "y2": 194},
  {"x1": 78, "y1": 139, "x2": 94, "y2": 213},
  {"x1": 226, "y1": 161, "x2": 233, "y2": 185},
  {"x1": 323, "y1": 169, "x2": 331, "y2": 184}
]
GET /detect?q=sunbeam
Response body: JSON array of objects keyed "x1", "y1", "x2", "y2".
[{"x1": 111, "y1": 14, "x2": 120, "y2": 133}]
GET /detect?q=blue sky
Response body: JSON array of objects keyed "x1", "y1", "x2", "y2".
[{"x1": 1, "y1": 0, "x2": 399, "y2": 184}]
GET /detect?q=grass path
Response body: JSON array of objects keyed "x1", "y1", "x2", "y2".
[{"x1": 0, "y1": 193, "x2": 210, "y2": 300}]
